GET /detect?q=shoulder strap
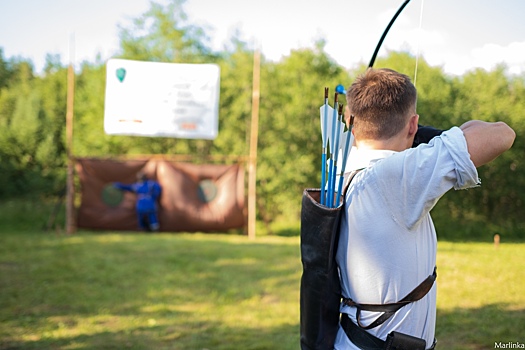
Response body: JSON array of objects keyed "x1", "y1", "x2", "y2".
[
  {"x1": 328, "y1": 170, "x2": 362, "y2": 272},
  {"x1": 342, "y1": 170, "x2": 362, "y2": 198},
  {"x1": 343, "y1": 267, "x2": 437, "y2": 330}
]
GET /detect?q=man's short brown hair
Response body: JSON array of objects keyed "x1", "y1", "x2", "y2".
[{"x1": 346, "y1": 68, "x2": 417, "y2": 140}]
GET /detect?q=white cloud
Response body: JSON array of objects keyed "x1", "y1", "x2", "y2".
[
  {"x1": 4, "y1": 0, "x2": 525, "y2": 77},
  {"x1": 420, "y1": 41, "x2": 525, "y2": 76},
  {"x1": 471, "y1": 42, "x2": 525, "y2": 74}
]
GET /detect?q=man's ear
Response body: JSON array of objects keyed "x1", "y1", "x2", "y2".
[{"x1": 409, "y1": 114, "x2": 419, "y2": 136}]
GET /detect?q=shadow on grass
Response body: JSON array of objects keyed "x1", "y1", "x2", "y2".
[
  {"x1": 274, "y1": 227, "x2": 300, "y2": 237},
  {"x1": 0, "y1": 321, "x2": 299, "y2": 350},
  {"x1": 0, "y1": 232, "x2": 301, "y2": 350},
  {"x1": 2, "y1": 226, "x2": 523, "y2": 349},
  {"x1": 436, "y1": 304, "x2": 525, "y2": 350},
  {"x1": 3, "y1": 303, "x2": 524, "y2": 349}
]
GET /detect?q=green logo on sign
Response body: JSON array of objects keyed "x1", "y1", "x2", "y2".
[{"x1": 116, "y1": 68, "x2": 126, "y2": 82}]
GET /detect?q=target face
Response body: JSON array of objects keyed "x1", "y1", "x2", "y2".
[
  {"x1": 197, "y1": 179, "x2": 217, "y2": 203},
  {"x1": 101, "y1": 184, "x2": 124, "y2": 207}
]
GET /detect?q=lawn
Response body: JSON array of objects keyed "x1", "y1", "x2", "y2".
[{"x1": 0, "y1": 228, "x2": 524, "y2": 349}]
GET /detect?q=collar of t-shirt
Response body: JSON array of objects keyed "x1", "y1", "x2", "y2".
[{"x1": 344, "y1": 147, "x2": 397, "y2": 173}]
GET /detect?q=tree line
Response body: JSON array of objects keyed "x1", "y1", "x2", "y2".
[{"x1": 0, "y1": 0, "x2": 523, "y2": 239}]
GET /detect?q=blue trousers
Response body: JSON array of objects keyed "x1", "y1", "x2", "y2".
[{"x1": 138, "y1": 210, "x2": 159, "y2": 231}]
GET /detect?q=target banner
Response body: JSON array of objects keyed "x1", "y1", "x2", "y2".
[
  {"x1": 104, "y1": 59, "x2": 220, "y2": 139},
  {"x1": 75, "y1": 158, "x2": 245, "y2": 232}
]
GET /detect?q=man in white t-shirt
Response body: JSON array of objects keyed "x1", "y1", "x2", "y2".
[{"x1": 335, "y1": 68, "x2": 515, "y2": 349}]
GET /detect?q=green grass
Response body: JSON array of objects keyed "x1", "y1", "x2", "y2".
[
  {"x1": 435, "y1": 242, "x2": 525, "y2": 349},
  {"x1": 1, "y1": 231, "x2": 524, "y2": 350},
  {"x1": 1, "y1": 199, "x2": 524, "y2": 349},
  {"x1": 0, "y1": 231, "x2": 302, "y2": 350}
]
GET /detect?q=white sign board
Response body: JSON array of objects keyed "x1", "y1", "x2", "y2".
[{"x1": 104, "y1": 59, "x2": 220, "y2": 139}]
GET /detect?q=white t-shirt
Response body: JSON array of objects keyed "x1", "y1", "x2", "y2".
[{"x1": 334, "y1": 127, "x2": 480, "y2": 349}]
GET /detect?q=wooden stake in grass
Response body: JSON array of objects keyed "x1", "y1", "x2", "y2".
[{"x1": 494, "y1": 233, "x2": 501, "y2": 248}]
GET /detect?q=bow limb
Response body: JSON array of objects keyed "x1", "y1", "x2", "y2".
[{"x1": 368, "y1": 0, "x2": 412, "y2": 68}]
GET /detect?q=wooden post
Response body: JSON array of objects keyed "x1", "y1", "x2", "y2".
[
  {"x1": 65, "y1": 35, "x2": 76, "y2": 234},
  {"x1": 248, "y1": 49, "x2": 261, "y2": 239}
]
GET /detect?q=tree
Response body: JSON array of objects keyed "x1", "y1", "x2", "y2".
[
  {"x1": 0, "y1": 49, "x2": 13, "y2": 90},
  {"x1": 256, "y1": 43, "x2": 350, "y2": 220},
  {"x1": 212, "y1": 42, "x2": 254, "y2": 158},
  {"x1": 1, "y1": 3, "x2": 524, "y2": 238},
  {"x1": 0, "y1": 60, "x2": 38, "y2": 195},
  {"x1": 99, "y1": 0, "x2": 220, "y2": 157},
  {"x1": 118, "y1": 0, "x2": 215, "y2": 64},
  {"x1": 442, "y1": 67, "x2": 524, "y2": 238}
]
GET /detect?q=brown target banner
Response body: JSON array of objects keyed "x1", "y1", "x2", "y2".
[{"x1": 75, "y1": 158, "x2": 245, "y2": 232}]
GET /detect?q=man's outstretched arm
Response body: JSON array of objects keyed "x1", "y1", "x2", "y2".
[{"x1": 460, "y1": 120, "x2": 516, "y2": 168}]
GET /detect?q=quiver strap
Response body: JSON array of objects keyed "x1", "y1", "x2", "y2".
[{"x1": 342, "y1": 267, "x2": 437, "y2": 330}]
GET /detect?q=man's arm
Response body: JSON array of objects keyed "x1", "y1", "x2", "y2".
[
  {"x1": 113, "y1": 182, "x2": 134, "y2": 192},
  {"x1": 460, "y1": 120, "x2": 516, "y2": 167},
  {"x1": 151, "y1": 182, "x2": 161, "y2": 200}
]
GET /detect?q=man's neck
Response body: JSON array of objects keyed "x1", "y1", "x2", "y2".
[
  {"x1": 356, "y1": 137, "x2": 411, "y2": 152},
  {"x1": 353, "y1": 113, "x2": 419, "y2": 152}
]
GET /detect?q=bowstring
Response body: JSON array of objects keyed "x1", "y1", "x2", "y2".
[{"x1": 413, "y1": 0, "x2": 425, "y2": 92}]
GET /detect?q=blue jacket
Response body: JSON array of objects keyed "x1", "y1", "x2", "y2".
[{"x1": 114, "y1": 180, "x2": 161, "y2": 212}]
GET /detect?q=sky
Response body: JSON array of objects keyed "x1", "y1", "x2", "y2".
[{"x1": 1, "y1": 0, "x2": 525, "y2": 77}]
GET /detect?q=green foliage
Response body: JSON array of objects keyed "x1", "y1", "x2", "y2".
[
  {"x1": 437, "y1": 67, "x2": 525, "y2": 239},
  {"x1": 73, "y1": 61, "x2": 126, "y2": 156},
  {"x1": 0, "y1": 55, "x2": 66, "y2": 196},
  {"x1": 212, "y1": 47, "x2": 254, "y2": 157},
  {"x1": 257, "y1": 44, "x2": 350, "y2": 220},
  {"x1": 118, "y1": 0, "x2": 215, "y2": 64},
  {"x1": 0, "y1": 1, "x2": 524, "y2": 239},
  {"x1": 0, "y1": 48, "x2": 14, "y2": 90}
]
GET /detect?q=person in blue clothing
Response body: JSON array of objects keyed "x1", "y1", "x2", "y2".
[{"x1": 114, "y1": 172, "x2": 162, "y2": 232}]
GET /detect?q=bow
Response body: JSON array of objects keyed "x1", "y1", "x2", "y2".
[
  {"x1": 368, "y1": 0, "x2": 412, "y2": 68},
  {"x1": 367, "y1": 0, "x2": 444, "y2": 147},
  {"x1": 334, "y1": 0, "x2": 414, "y2": 95},
  {"x1": 319, "y1": 0, "x2": 415, "y2": 207}
]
